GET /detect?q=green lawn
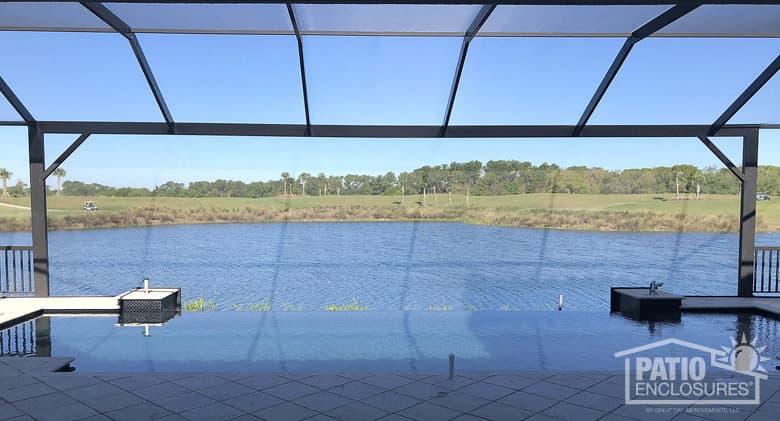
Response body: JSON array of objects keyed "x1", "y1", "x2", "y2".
[{"x1": 1, "y1": 193, "x2": 778, "y2": 231}]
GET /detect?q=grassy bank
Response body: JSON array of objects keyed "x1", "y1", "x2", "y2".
[{"x1": 0, "y1": 193, "x2": 777, "y2": 233}]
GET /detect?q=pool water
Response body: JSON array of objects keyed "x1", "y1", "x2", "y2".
[{"x1": 15, "y1": 311, "x2": 780, "y2": 373}]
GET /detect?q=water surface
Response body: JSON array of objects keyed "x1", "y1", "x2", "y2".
[
  {"x1": 2, "y1": 223, "x2": 778, "y2": 310},
  {"x1": 34, "y1": 312, "x2": 780, "y2": 372}
]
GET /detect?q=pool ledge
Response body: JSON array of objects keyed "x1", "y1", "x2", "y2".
[
  {"x1": 0, "y1": 296, "x2": 120, "y2": 329},
  {"x1": 682, "y1": 296, "x2": 780, "y2": 318}
]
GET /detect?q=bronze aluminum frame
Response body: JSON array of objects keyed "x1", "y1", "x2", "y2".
[{"x1": 0, "y1": 0, "x2": 777, "y2": 297}]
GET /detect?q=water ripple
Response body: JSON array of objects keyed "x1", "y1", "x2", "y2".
[{"x1": 2, "y1": 222, "x2": 777, "y2": 311}]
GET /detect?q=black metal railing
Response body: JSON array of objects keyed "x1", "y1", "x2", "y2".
[
  {"x1": 754, "y1": 246, "x2": 780, "y2": 294},
  {"x1": 1, "y1": 246, "x2": 34, "y2": 296},
  {"x1": 0, "y1": 320, "x2": 37, "y2": 357}
]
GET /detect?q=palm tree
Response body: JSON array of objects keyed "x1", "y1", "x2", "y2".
[
  {"x1": 52, "y1": 167, "x2": 66, "y2": 196},
  {"x1": 280, "y1": 172, "x2": 290, "y2": 196},
  {"x1": 398, "y1": 172, "x2": 409, "y2": 204},
  {"x1": 297, "y1": 172, "x2": 310, "y2": 197},
  {"x1": 675, "y1": 171, "x2": 683, "y2": 200},
  {"x1": 0, "y1": 168, "x2": 12, "y2": 198},
  {"x1": 694, "y1": 172, "x2": 705, "y2": 200}
]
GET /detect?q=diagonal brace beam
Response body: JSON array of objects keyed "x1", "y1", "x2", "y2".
[
  {"x1": 572, "y1": 3, "x2": 701, "y2": 136},
  {"x1": 287, "y1": 3, "x2": 312, "y2": 136},
  {"x1": 709, "y1": 55, "x2": 780, "y2": 136},
  {"x1": 81, "y1": 1, "x2": 174, "y2": 129},
  {"x1": 44, "y1": 133, "x2": 91, "y2": 179},
  {"x1": 441, "y1": 4, "x2": 496, "y2": 137},
  {"x1": 0, "y1": 75, "x2": 35, "y2": 122},
  {"x1": 697, "y1": 136, "x2": 745, "y2": 182}
]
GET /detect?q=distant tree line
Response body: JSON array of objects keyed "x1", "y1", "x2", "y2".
[
  {"x1": 34, "y1": 162, "x2": 780, "y2": 199},
  {"x1": 2, "y1": 162, "x2": 777, "y2": 199}
]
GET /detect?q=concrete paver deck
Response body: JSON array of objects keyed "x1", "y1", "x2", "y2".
[{"x1": 1, "y1": 358, "x2": 778, "y2": 421}]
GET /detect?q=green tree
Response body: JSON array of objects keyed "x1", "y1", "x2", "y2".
[
  {"x1": 316, "y1": 173, "x2": 327, "y2": 196},
  {"x1": 327, "y1": 175, "x2": 343, "y2": 195},
  {"x1": 450, "y1": 161, "x2": 482, "y2": 206},
  {"x1": 153, "y1": 181, "x2": 185, "y2": 196},
  {"x1": 10, "y1": 179, "x2": 27, "y2": 197}
]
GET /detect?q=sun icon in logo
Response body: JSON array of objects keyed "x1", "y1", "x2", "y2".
[{"x1": 716, "y1": 334, "x2": 771, "y2": 373}]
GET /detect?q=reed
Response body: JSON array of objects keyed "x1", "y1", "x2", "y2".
[
  {"x1": 324, "y1": 297, "x2": 368, "y2": 311},
  {"x1": 2, "y1": 196, "x2": 768, "y2": 233},
  {"x1": 182, "y1": 296, "x2": 217, "y2": 312},
  {"x1": 231, "y1": 301, "x2": 272, "y2": 312}
]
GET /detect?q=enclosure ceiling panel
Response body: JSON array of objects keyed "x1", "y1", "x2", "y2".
[
  {"x1": 137, "y1": 34, "x2": 306, "y2": 124},
  {"x1": 658, "y1": 5, "x2": 780, "y2": 38},
  {"x1": 305, "y1": 36, "x2": 463, "y2": 125},
  {"x1": 450, "y1": 37, "x2": 625, "y2": 125},
  {"x1": 105, "y1": 3, "x2": 293, "y2": 34},
  {"x1": 0, "y1": 2, "x2": 111, "y2": 32},
  {"x1": 292, "y1": 4, "x2": 482, "y2": 36},
  {"x1": 730, "y1": 72, "x2": 780, "y2": 124},
  {"x1": 0, "y1": 2, "x2": 779, "y2": 37},
  {"x1": 0, "y1": 31, "x2": 165, "y2": 122},
  {"x1": 587, "y1": 38, "x2": 780, "y2": 125},
  {"x1": 479, "y1": 5, "x2": 673, "y2": 37}
]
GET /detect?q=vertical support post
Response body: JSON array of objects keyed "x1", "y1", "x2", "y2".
[
  {"x1": 738, "y1": 129, "x2": 759, "y2": 297},
  {"x1": 28, "y1": 125, "x2": 49, "y2": 297},
  {"x1": 35, "y1": 317, "x2": 51, "y2": 357}
]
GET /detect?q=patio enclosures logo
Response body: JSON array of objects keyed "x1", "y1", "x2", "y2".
[{"x1": 615, "y1": 336, "x2": 769, "y2": 405}]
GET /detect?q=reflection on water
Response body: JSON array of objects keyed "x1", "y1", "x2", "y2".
[
  {"x1": 2, "y1": 223, "x2": 778, "y2": 311},
  {"x1": 0, "y1": 317, "x2": 50, "y2": 357},
  {"x1": 0, "y1": 311, "x2": 773, "y2": 372}
]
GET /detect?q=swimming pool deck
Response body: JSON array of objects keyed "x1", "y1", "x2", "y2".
[
  {"x1": 3, "y1": 295, "x2": 780, "y2": 419},
  {"x1": 1, "y1": 359, "x2": 779, "y2": 421},
  {"x1": 0, "y1": 296, "x2": 119, "y2": 328}
]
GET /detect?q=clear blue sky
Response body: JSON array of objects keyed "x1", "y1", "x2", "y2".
[{"x1": 0, "y1": 32, "x2": 778, "y2": 188}]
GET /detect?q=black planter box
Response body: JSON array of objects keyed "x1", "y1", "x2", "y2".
[
  {"x1": 118, "y1": 288, "x2": 181, "y2": 313},
  {"x1": 611, "y1": 287, "x2": 683, "y2": 321}
]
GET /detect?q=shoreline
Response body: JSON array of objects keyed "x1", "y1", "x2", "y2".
[{"x1": 0, "y1": 204, "x2": 771, "y2": 234}]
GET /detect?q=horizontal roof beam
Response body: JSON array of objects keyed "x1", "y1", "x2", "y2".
[
  {"x1": 28, "y1": 121, "x2": 764, "y2": 138},
  {"x1": 2, "y1": 28, "x2": 780, "y2": 38},
  {"x1": 61, "y1": 1, "x2": 780, "y2": 5}
]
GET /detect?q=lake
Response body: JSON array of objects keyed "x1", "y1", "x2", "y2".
[{"x1": 1, "y1": 222, "x2": 778, "y2": 311}]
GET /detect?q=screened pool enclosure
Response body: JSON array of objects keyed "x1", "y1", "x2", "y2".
[{"x1": 0, "y1": 1, "x2": 778, "y2": 298}]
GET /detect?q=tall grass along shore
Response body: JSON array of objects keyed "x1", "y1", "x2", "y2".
[{"x1": 1, "y1": 193, "x2": 776, "y2": 233}]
